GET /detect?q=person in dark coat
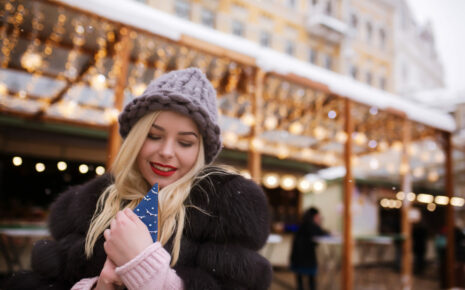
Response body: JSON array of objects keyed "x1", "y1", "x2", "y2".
[
  {"x1": 290, "y1": 207, "x2": 329, "y2": 290},
  {"x1": 6, "y1": 68, "x2": 271, "y2": 290}
]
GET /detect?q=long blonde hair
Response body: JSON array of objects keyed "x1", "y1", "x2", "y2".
[{"x1": 85, "y1": 111, "x2": 205, "y2": 266}]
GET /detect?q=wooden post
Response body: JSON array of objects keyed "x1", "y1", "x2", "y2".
[
  {"x1": 445, "y1": 131, "x2": 455, "y2": 288},
  {"x1": 400, "y1": 119, "x2": 412, "y2": 290},
  {"x1": 248, "y1": 68, "x2": 265, "y2": 183},
  {"x1": 106, "y1": 28, "x2": 132, "y2": 169},
  {"x1": 342, "y1": 98, "x2": 353, "y2": 290}
]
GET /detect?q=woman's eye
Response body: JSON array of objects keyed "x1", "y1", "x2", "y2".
[
  {"x1": 148, "y1": 134, "x2": 161, "y2": 140},
  {"x1": 179, "y1": 142, "x2": 193, "y2": 148}
]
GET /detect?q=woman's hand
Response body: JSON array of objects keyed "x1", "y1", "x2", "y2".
[
  {"x1": 104, "y1": 208, "x2": 153, "y2": 266},
  {"x1": 94, "y1": 258, "x2": 123, "y2": 290}
]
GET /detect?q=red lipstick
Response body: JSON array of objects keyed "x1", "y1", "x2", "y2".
[{"x1": 150, "y1": 162, "x2": 177, "y2": 177}]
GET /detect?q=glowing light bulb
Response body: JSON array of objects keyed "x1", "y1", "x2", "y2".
[
  {"x1": 57, "y1": 161, "x2": 67, "y2": 171},
  {"x1": 12, "y1": 156, "x2": 22, "y2": 166}
]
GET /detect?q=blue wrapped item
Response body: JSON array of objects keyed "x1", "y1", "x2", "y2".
[{"x1": 133, "y1": 183, "x2": 159, "y2": 242}]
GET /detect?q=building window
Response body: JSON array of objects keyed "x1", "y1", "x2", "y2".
[
  {"x1": 379, "y1": 28, "x2": 386, "y2": 49},
  {"x1": 285, "y1": 40, "x2": 295, "y2": 56},
  {"x1": 324, "y1": 54, "x2": 332, "y2": 70},
  {"x1": 366, "y1": 21, "x2": 373, "y2": 42},
  {"x1": 308, "y1": 48, "x2": 317, "y2": 64},
  {"x1": 287, "y1": 0, "x2": 296, "y2": 8},
  {"x1": 325, "y1": 1, "x2": 332, "y2": 15},
  {"x1": 232, "y1": 20, "x2": 244, "y2": 37},
  {"x1": 402, "y1": 63, "x2": 409, "y2": 80},
  {"x1": 351, "y1": 13, "x2": 358, "y2": 28},
  {"x1": 260, "y1": 31, "x2": 271, "y2": 47},
  {"x1": 350, "y1": 65, "x2": 358, "y2": 79},
  {"x1": 174, "y1": 0, "x2": 190, "y2": 20},
  {"x1": 379, "y1": 77, "x2": 386, "y2": 90},
  {"x1": 366, "y1": 71, "x2": 372, "y2": 85},
  {"x1": 201, "y1": 9, "x2": 215, "y2": 28}
]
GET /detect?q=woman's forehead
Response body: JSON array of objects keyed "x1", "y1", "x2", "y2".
[{"x1": 152, "y1": 111, "x2": 200, "y2": 133}]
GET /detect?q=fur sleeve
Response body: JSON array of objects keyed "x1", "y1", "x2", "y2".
[
  {"x1": 186, "y1": 171, "x2": 271, "y2": 251},
  {"x1": 179, "y1": 170, "x2": 272, "y2": 289}
]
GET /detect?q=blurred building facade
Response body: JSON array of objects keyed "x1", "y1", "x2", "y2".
[{"x1": 143, "y1": 0, "x2": 443, "y2": 97}]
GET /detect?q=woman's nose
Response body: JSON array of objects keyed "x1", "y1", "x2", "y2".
[{"x1": 159, "y1": 140, "x2": 174, "y2": 159}]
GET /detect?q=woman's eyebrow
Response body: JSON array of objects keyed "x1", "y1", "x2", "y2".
[
  {"x1": 179, "y1": 132, "x2": 199, "y2": 138},
  {"x1": 152, "y1": 124, "x2": 165, "y2": 131},
  {"x1": 152, "y1": 124, "x2": 199, "y2": 138}
]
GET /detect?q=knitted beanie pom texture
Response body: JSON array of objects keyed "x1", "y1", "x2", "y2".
[{"x1": 118, "y1": 67, "x2": 222, "y2": 164}]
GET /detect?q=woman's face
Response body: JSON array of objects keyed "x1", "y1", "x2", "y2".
[{"x1": 136, "y1": 111, "x2": 200, "y2": 189}]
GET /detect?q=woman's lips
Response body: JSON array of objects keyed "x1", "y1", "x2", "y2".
[{"x1": 150, "y1": 162, "x2": 177, "y2": 177}]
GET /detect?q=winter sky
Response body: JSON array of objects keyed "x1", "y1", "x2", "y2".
[{"x1": 406, "y1": 0, "x2": 465, "y2": 92}]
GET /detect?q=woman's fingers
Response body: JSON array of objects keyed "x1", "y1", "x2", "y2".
[{"x1": 124, "y1": 208, "x2": 141, "y2": 224}]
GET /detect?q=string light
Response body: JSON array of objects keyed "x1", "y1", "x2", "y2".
[
  {"x1": 396, "y1": 191, "x2": 405, "y2": 200},
  {"x1": 57, "y1": 161, "x2": 67, "y2": 171},
  {"x1": 289, "y1": 121, "x2": 304, "y2": 135},
  {"x1": 277, "y1": 144, "x2": 290, "y2": 159},
  {"x1": 96, "y1": 166, "x2": 106, "y2": 175},
  {"x1": 79, "y1": 164, "x2": 89, "y2": 174},
  {"x1": 280, "y1": 175, "x2": 297, "y2": 191},
  {"x1": 264, "y1": 116, "x2": 278, "y2": 130},
  {"x1": 297, "y1": 178, "x2": 312, "y2": 193},
  {"x1": 263, "y1": 173, "x2": 279, "y2": 189},
  {"x1": 313, "y1": 126, "x2": 327, "y2": 140},
  {"x1": 335, "y1": 131, "x2": 347, "y2": 143},
  {"x1": 12, "y1": 156, "x2": 22, "y2": 166},
  {"x1": 417, "y1": 193, "x2": 434, "y2": 204},
  {"x1": 434, "y1": 196, "x2": 449, "y2": 205},
  {"x1": 35, "y1": 163, "x2": 45, "y2": 172},
  {"x1": 251, "y1": 137, "x2": 264, "y2": 151},
  {"x1": 313, "y1": 180, "x2": 326, "y2": 192},
  {"x1": 328, "y1": 110, "x2": 337, "y2": 119},
  {"x1": 413, "y1": 167, "x2": 425, "y2": 178},
  {"x1": 427, "y1": 170, "x2": 439, "y2": 182},
  {"x1": 427, "y1": 203, "x2": 436, "y2": 211},
  {"x1": 240, "y1": 113, "x2": 255, "y2": 126},
  {"x1": 406, "y1": 192, "x2": 416, "y2": 201},
  {"x1": 451, "y1": 197, "x2": 465, "y2": 207}
]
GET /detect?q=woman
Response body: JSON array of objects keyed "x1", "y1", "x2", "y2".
[
  {"x1": 290, "y1": 207, "x2": 328, "y2": 290},
  {"x1": 7, "y1": 68, "x2": 271, "y2": 289}
]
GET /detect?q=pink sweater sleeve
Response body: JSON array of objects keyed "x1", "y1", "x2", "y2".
[
  {"x1": 71, "y1": 277, "x2": 98, "y2": 290},
  {"x1": 115, "y1": 242, "x2": 184, "y2": 290}
]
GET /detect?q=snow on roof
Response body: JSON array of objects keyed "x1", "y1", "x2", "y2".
[
  {"x1": 409, "y1": 89, "x2": 465, "y2": 113},
  {"x1": 307, "y1": 14, "x2": 348, "y2": 35},
  {"x1": 59, "y1": 0, "x2": 456, "y2": 132}
]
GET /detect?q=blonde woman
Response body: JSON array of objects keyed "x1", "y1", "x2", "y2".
[{"x1": 7, "y1": 68, "x2": 271, "y2": 290}]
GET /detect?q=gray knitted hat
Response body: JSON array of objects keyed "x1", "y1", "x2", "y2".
[{"x1": 118, "y1": 67, "x2": 222, "y2": 164}]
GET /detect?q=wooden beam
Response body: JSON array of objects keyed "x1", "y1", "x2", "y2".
[
  {"x1": 342, "y1": 98, "x2": 353, "y2": 290},
  {"x1": 3, "y1": 91, "x2": 107, "y2": 112},
  {"x1": 106, "y1": 28, "x2": 132, "y2": 169},
  {"x1": 33, "y1": 57, "x2": 95, "y2": 118},
  {"x1": 401, "y1": 118, "x2": 412, "y2": 290},
  {"x1": 248, "y1": 68, "x2": 265, "y2": 183},
  {"x1": 268, "y1": 71, "x2": 331, "y2": 94},
  {"x1": 0, "y1": 108, "x2": 108, "y2": 130},
  {"x1": 445, "y1": 131, "x2": 455, "y2": 288}
]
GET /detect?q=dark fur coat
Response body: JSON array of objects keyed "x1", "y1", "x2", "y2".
[{"x1": 6, "y1": 168, "x2": 272, "y2": 289}]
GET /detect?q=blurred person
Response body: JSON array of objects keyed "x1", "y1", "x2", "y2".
[
  {"x1": 6, "y1": 68, "x2": 272, "y2": 290},
  {"x1": 412, "y1": 220, "x2": 428, "y2": 275},
  {"x1": 290, "y1": 207, "x2": 329, "y2": 290}
]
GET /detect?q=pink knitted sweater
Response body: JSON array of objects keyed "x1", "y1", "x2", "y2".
[{"x1": 71, "y1": 242, "x2": 184, "y2": 290}]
